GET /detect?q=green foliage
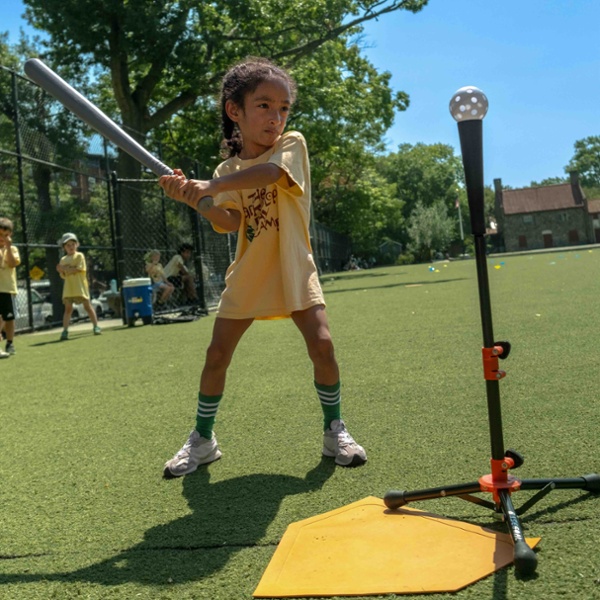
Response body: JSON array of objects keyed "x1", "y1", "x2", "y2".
[
  {"x1": 407, "y1": 199, "x2": 455, "y2": 261},
  {"x1": 529, "y1": 176, "x2": 568, "y2": 187},
  {"x1": 566, "y1": 135, "x2": 600, "y2": 187},
  {"x1": 462, "y1": 233, "x2": 475, "y2": 256},
  {"x1": 395, "y1": 251, "x2": 414, "y2": 265},
  {"x1": 313, "y1": 150, "x2": 405, "y2": 257},
  {"x1": 18, "y1": 0, "x2": 429, "y2": 260},
  {"x1": 582, "y1": 185, "x2": 600, "y2": 199},
  {"x1": 21, "y1": 0, "x2": 427, "y2": 172},
  {"x1": 379, "y1": 142, "x2": 463, "y2": 220}
]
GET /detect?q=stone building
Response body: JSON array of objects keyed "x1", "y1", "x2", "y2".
[{"x1": 493, "y1": 172, "x2": 599, "y2": 252}]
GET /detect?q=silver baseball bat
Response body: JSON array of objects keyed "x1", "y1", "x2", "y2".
[{"x1": 23, "y1": 58, "x2": 213, "y2": 210}]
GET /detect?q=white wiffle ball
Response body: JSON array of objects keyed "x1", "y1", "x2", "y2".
[{"x1": 449, "y1": 86, "x2": 488, "y2": 121}]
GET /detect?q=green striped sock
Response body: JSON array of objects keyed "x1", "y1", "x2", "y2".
[
  {"x1": 195, "y1": 393, "x2": 222, "y2": 439},
  {"x1": 315, "y1": 381, "x2": 341, "y2": 431}
]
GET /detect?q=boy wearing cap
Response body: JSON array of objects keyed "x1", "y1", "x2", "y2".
[
  {"x1": 0, "y1": 217, "x2": 20, "y2": 357},
  {"x1": 57, "y1": 232, "x2": 101, "y2": 340}
]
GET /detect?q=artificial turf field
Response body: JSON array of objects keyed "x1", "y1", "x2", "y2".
[{"x1": 1, "y1": 249, "x2": 599, "y2": 600}]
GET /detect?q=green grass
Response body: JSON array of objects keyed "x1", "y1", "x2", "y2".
[{"x1": 1, "y1": 249, "x2": 599, "y2": 599}]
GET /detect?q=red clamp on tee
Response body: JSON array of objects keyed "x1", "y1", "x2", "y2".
[{"x1": 482, "y1": 346, "x2": 506, "y2": 380}]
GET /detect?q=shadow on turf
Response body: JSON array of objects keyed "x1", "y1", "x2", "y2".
[
  {"x1": 29, "y1": 336, "x2": 95, "y2": 347},
  {"x1": 322, "y1": 271, "x2": 394, "y2": 283},
  {"x1": 0, "y1": 458, "x2": 336, "y2": 588},
  {"x1": 324, "y1": 277, "x2": 468, "y2": 294}
]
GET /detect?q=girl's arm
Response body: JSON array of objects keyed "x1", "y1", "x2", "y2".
[
  {"x1": 3, "y1": 238, "x2": 20, "y2": 268},
  {"x1": 159, "y1": 165, "x2": 286, "y2": 233},
  {"x1": 61, "y1": 265, "x2": 82, "y2": 274},
  {"x1": 205, "y1": 163, "x2": 286, "y2": 197}
]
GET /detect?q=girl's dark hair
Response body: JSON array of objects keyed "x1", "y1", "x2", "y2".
[{"x1": 220, "y1": 57, "x2": 297, "y2": 158}]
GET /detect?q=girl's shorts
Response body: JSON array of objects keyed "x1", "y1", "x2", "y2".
[
  {"x1": 63, "y1": 296, "x2": 87, "y2": 304},
  {"x1": 0, "y1": 292, "x2": 16, "y2": 321}
]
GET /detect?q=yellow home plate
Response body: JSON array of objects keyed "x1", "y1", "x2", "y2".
[{"x1": 254, "y1": 496, "x2": 540, "y2": 597}]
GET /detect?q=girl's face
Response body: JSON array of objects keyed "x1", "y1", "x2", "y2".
[
  {"x1": 152, "y1": 252, "x2": 160, "y2": 263},
  {"x1": 63, "y1": 240, "x2": 78, "y2": 255},
  {"x1": 227, "y1": 77, "x2": 291, "y2": 159},
  {"x1": 0, "y1": 229, "x2": 11, "y2": 247}
]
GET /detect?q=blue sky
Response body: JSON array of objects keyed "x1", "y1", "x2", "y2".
[{"x1": 3, "y1": 0, "x2": 599, "y2": 189}]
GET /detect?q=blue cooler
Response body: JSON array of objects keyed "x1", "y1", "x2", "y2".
[{"x1": 122, "y1": 277, "x2": 153, "y2": 326}]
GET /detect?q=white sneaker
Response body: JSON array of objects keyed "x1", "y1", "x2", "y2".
[
  {"x1": 323, "y1": 419, "x2": 367, "y2": 467},
  {"x1": 163, "y1": 430, "x2": 221, "y2": 478},
  {"x1": 0, "y1": 349, "x2": 9, "y2": 359}
]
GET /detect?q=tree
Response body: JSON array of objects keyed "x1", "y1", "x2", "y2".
[
  {"x1": 529, "y1": 176, "x2": 568, "y2": 187},
  {"x1": 21, "y1": 0, "x2": 428, "y2": 268},
  {"x1": 377, "y1": 142, "x2": 463, "y2": 249},
  {"x1": 407, "y1": 200, "x2": 455, "y2": 262},
  {"x1": 22, "y1": 0, "x2": 427, "y2": 175},
  {"x1": 380, "y1": 142, "x2": 463, "y2": 216},
  {"x1": 566, "y1": 135, "x2": 600, "y2": 196},
  {"x1": 314, "y1": 159, "x2": 404, "y2": 257}
]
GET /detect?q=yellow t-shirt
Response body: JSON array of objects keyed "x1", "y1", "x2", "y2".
[
  {"x1": 146, "y1": 262, "x2": 166, "y2": 283},
  {"x1": 60, "y1": 251, "x2": 90, "y2": 300},
  {"x1": 212, "y1": 131, "x2": 324, "y2": 319},
  {"x1": 0, "y1": 245, "x2": 21, "y2": 294}
]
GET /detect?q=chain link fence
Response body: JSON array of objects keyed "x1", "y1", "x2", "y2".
[{"x1": 0, "y1": 65, "x2": 351, "y2": 333}]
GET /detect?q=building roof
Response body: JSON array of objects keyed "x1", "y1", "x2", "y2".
[
  {"x1": 588, "y1": 198, "x2": 600, "y2": 214},
  {"x1": 502, "y1": 183, "x2": 581, "y2": 215}
]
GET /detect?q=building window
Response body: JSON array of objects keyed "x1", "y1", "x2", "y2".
[
  {"x1": 518, "y1": 235, "x2": 527, "y2": 248},
  {"x1": 523, "y1": 215, "x2": 534, "y2": 224},
  {"x1": 559, "y1": 213, "x2": 568, "y2": 222},
  {"x1": 568, "y1": 230, "x2": 579, "y2": 243}
]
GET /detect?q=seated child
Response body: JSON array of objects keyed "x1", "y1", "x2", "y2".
[{"x1": 144, "y1": 250, "x2": 175, "y2": 305}]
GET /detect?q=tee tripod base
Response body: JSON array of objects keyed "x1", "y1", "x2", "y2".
[{"x1": 384, "y1": 466, "x2": 600, "y2": 575}]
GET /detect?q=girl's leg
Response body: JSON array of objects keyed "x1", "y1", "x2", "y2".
[
  {"x1": 194, "y1": 316, "x2": 253, "y2": 438},
  {"x1": 160, "y1": 283, "x2": 169, "y2": 302},
  {"x1": 160, "y1": 282, "x2": 174, "y2": 303},
  {"x1": 163, "y1": 316, "x2": 254, "y2": 478},
  {"x1": 62, "y1": 301, "x2": 73, "y2": 330},
  {"x1": 4, "y1": 318, "x2": 15, "y2": 353},
  {"x1": 4, "y1": 319, "x2": 14, "y2": 342},
  {"x1": 291, "y1": 304, "x2": 339, "y2": 385},
  {"x1": 292, "y1": 305, "x2": 367, "y2": 466},
  {"x1": 82, "y1": 299, "x2": 99, "y2": 327},
  {"x1": 200, "y1": 317, "x2": 254, "y2": 395},
  {"x1": 292, "y1": 304, "x2": 341, "y2": 428}
]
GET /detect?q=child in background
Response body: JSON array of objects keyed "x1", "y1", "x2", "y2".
[
  {"x1": 144, "y1": 250, "x2": 175, "y2": 305},
  {"x1": 158, "y1": 57, "x2": 367, "y2": 477},
  {"x1": 0, "y1": 217, "x2": 20, "y2": 357},
  {"x1": 164, "y1": 243, "x2": 198, "y2": 303},
  {"x1": 57, "y1": 232, "x2": 101, "y2": 340}
]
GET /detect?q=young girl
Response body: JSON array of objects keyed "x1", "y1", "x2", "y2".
[
  {"x1": 57, "y1": 232, "x2": 101, "y2": 340},
  {"x1": 158, "y1": 57, "x2": 366, "y2": 477},
  {"x1": 144, "y1": 249, "x2": 175, "y2": 305},
  {"x1": 0, "y1": 217, "x2": 20, "y2": 356}
]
